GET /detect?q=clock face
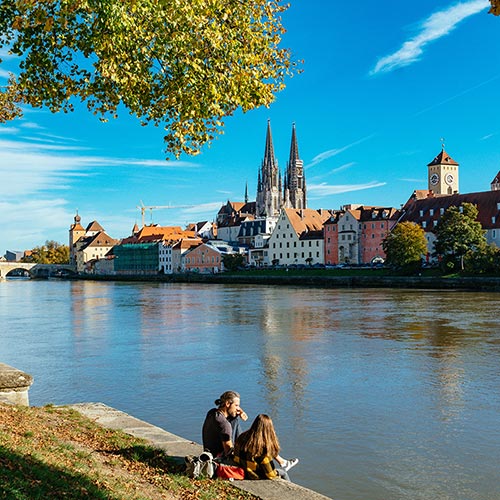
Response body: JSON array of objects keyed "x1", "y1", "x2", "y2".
[
  {"x1": 445, "y1": 173, "x2": 454, "y2": 185},
  {"x1": 430, "y1": 173, "x2": 439, "y2": 186}
]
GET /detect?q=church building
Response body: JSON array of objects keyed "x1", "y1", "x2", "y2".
[{"x1": 256, "y1": 121, "x2": 306, "y2": 218}]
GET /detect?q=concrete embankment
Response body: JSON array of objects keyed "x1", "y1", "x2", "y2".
[
  {"x1": 69, "y1": 402, "x2": 332, "y2": 500},
  {"x1": 80, "y1": 272, "x2": 500, "y2": 292}
]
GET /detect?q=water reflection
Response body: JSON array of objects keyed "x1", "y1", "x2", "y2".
[{"x1": 2, "y1": 281, "x2": 500, "y2": 500}]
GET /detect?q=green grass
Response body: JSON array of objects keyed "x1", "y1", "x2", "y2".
[{"x1": 0, "y1": 404, "x2": 256, "y2": 500}]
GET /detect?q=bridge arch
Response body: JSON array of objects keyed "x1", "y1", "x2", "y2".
[{"x1": 0, "y1": 262, "x2": 76, "y2": 279}]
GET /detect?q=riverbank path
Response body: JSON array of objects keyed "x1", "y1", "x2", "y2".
[{"x1": 68, "y1": 402, "x2": 332, "y2": 500}]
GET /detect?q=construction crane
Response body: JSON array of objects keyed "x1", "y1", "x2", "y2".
[{"x1": 136, "y1": 201, "x2": 194, "y2": 227}]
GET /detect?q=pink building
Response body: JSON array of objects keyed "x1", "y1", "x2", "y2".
[
  {"x1": 324, "y1": 206, "x2": 398, "y2": 265},
  {"x1": 183, "y1": 243, "x2": 223, "y2": 273}
]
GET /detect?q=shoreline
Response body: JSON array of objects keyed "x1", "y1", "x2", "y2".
[
  {"x1": 69, "y1": 402, "x2": 333, "y2": 500},
  {"x1": 75, "y1": 273, "x2": 500, "y2": 292}
]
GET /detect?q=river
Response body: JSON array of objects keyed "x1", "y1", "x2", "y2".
[{"x1": 1, "y1": 279, "x2": 499, "y2": 500}]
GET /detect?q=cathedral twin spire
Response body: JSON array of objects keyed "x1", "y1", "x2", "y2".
[{"x1": 256, "y1": 121, "x2": 306, "y2": 218}]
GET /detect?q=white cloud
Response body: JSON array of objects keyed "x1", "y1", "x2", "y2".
[
  {"x1": 0, "y1": 128, "x2": 200, "y2": 252},
  {"x1": 308, "y1": 181, "x2": 386, "y2": 197},
  {"x1": 307, "y1": 136, "x2": 374, "y2": 169},
  {"x1": 480, "y1": 132, "x2": 497, "y2": 141},
  {"x1": 371, "y1": 0, "x2": 489, "y2": 75},
  {"x1": 329, "y1": 162, "x2": 356, "y2": 174},
  {"x1": 0, "y1": 198, "x2": 73, "y2": 251},
  {"x1": 181, "y1": 202, "x2": 224, "y2": 214}
]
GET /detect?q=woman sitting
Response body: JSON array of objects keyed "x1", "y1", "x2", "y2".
[{"x1": 233, "y1": 414, "x2": 298, "y2": 480}]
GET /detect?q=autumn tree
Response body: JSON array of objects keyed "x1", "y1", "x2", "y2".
[
  {"x1": 382, "y1": 221, "x2": 428, "y2": 273},
  {"x1": 490, "y1": 0, "x2": 500, "y2": 15},
  {"x1": 434, "y1": 203, "x2": 486, "y2": 271},
  {"x1": 22, "y1": 240, "x2": 70, "y2": 264},
  {"x1": 0, "y1": 0, "x2": 296, "y2": 157}
]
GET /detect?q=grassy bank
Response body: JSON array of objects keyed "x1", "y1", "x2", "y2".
[{"x1": 0, "y1": 404, "x2": 256, "y2": 500}]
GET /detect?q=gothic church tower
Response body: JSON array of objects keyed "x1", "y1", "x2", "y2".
[
  {"x1": 256, "y1": 120, "x2": 282, "y2": 217},
  {"x1": 284, "y1": 123, "x2": 306, "y2": 210}
]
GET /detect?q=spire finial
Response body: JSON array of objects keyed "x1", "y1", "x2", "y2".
[{"x1": 440, "y1": 137, "x2": 445, "y2": 150}]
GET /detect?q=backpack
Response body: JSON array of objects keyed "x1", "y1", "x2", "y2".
[{"x1": 185, "y1": 451, "x2": 217, "y2": 479}]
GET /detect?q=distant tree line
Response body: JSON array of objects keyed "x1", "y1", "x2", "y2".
[{"x1": 21, "y1": 240, "x2": 69, "y2": 264}]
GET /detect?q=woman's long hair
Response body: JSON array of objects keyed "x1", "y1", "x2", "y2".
[{"x1": 235, "y1": 414, "x2": 280, "y2": 458}]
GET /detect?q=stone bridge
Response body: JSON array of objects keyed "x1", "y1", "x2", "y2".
[{"x1": 0, "y1": 262, "x2": 77, "y2": 279}]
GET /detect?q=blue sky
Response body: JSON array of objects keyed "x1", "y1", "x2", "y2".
[{"x1": 1, "y1": 0, "x2": 499, "y2": 252}]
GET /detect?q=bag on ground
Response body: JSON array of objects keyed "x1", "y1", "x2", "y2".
[
  {"x1": 214, "y1": 456, "x2": 245, "y2": 480},
  {"x1": 185, "y1": 451, "x2": 217, "y2": 479}
]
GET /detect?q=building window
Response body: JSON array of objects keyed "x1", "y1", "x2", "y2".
[
  {"x1": 420, "y1": 210, "x2": 424, "y2": 217},
  {"x1": 440, "y1": 208, "x2": 444, "y2": 215},
  {"x1": 422, "y1": 221, "x2": 427, "y2": 228},
  {"x1": 430, "y1": 209, "x2": 434, "y2": 216}
]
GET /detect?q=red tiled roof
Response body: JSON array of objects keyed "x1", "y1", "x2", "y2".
[
  {"x1": 427, "y1": 149, "x2": 459, "y2": 167},
  {"x1": 86, "y1": 220, "x2": 105, "y2": 232},
  {"x1": 400, "y1": 189, "x2": 500, "y2": 229},
  {"x1": 285, "y1": 208, "x2": 331, "y2": 237},
  {"x1": 491, "y1": 171, "x2": 500, "y2": 186}
]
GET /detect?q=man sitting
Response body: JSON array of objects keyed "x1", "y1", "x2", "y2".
[{"x1": 202, "y1": 390, "x2": 247, "y2": 458}]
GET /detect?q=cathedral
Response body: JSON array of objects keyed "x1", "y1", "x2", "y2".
[{"x1": 256, "y1": 121, "x2": 306, "y2": 218}]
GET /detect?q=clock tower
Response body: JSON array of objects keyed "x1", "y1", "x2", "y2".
[{"x1": 427, "y1": 147, "x2": 459, "y2": 195}]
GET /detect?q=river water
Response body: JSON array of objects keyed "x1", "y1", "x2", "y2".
[{"x1": 1, "y1": 279, "x2": 499, "y2": 500}]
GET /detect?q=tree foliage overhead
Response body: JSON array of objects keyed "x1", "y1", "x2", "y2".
[
  {"x1": 490, "y1": 0, "x2": 500, "y2": 16},
  {"x1": 434, "y1": 203, "x2": 486, "y2": 271},
  {"x1": 0, "y1": 0, "x2": 296, "y2": 157},
  {"x1": 382, "y1": 221, "x2": 427, "y2": 271}
]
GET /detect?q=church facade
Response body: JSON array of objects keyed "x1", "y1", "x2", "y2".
[{"x1": 256, "y1": 121, "x2": 306, "y2": 218}]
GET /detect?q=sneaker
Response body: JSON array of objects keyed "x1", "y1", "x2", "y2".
[{"x1": 283, "y1": 458, "x2": 299, "y2": 471}]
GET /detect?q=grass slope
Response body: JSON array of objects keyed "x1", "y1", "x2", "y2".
[{"x1": 0, "y1": 404, "x2": 256, "y2": 500}]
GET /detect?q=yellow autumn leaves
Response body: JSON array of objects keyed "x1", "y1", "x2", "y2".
[{"x1": 0, "y1": 0, "x2": 297, "y2": 157}]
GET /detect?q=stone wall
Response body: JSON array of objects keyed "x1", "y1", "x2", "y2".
[{"x1": 0, "y1": 363, "x2": 33, "y2": 406}]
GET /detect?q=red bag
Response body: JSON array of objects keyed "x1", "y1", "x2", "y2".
[{"x1": 215, "y1": 463, "x2": 245, "y2": 480}]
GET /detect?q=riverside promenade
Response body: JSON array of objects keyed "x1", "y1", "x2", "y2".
[{"x1": 69, "y1": 402, "x2": 332, "y2": 500}]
